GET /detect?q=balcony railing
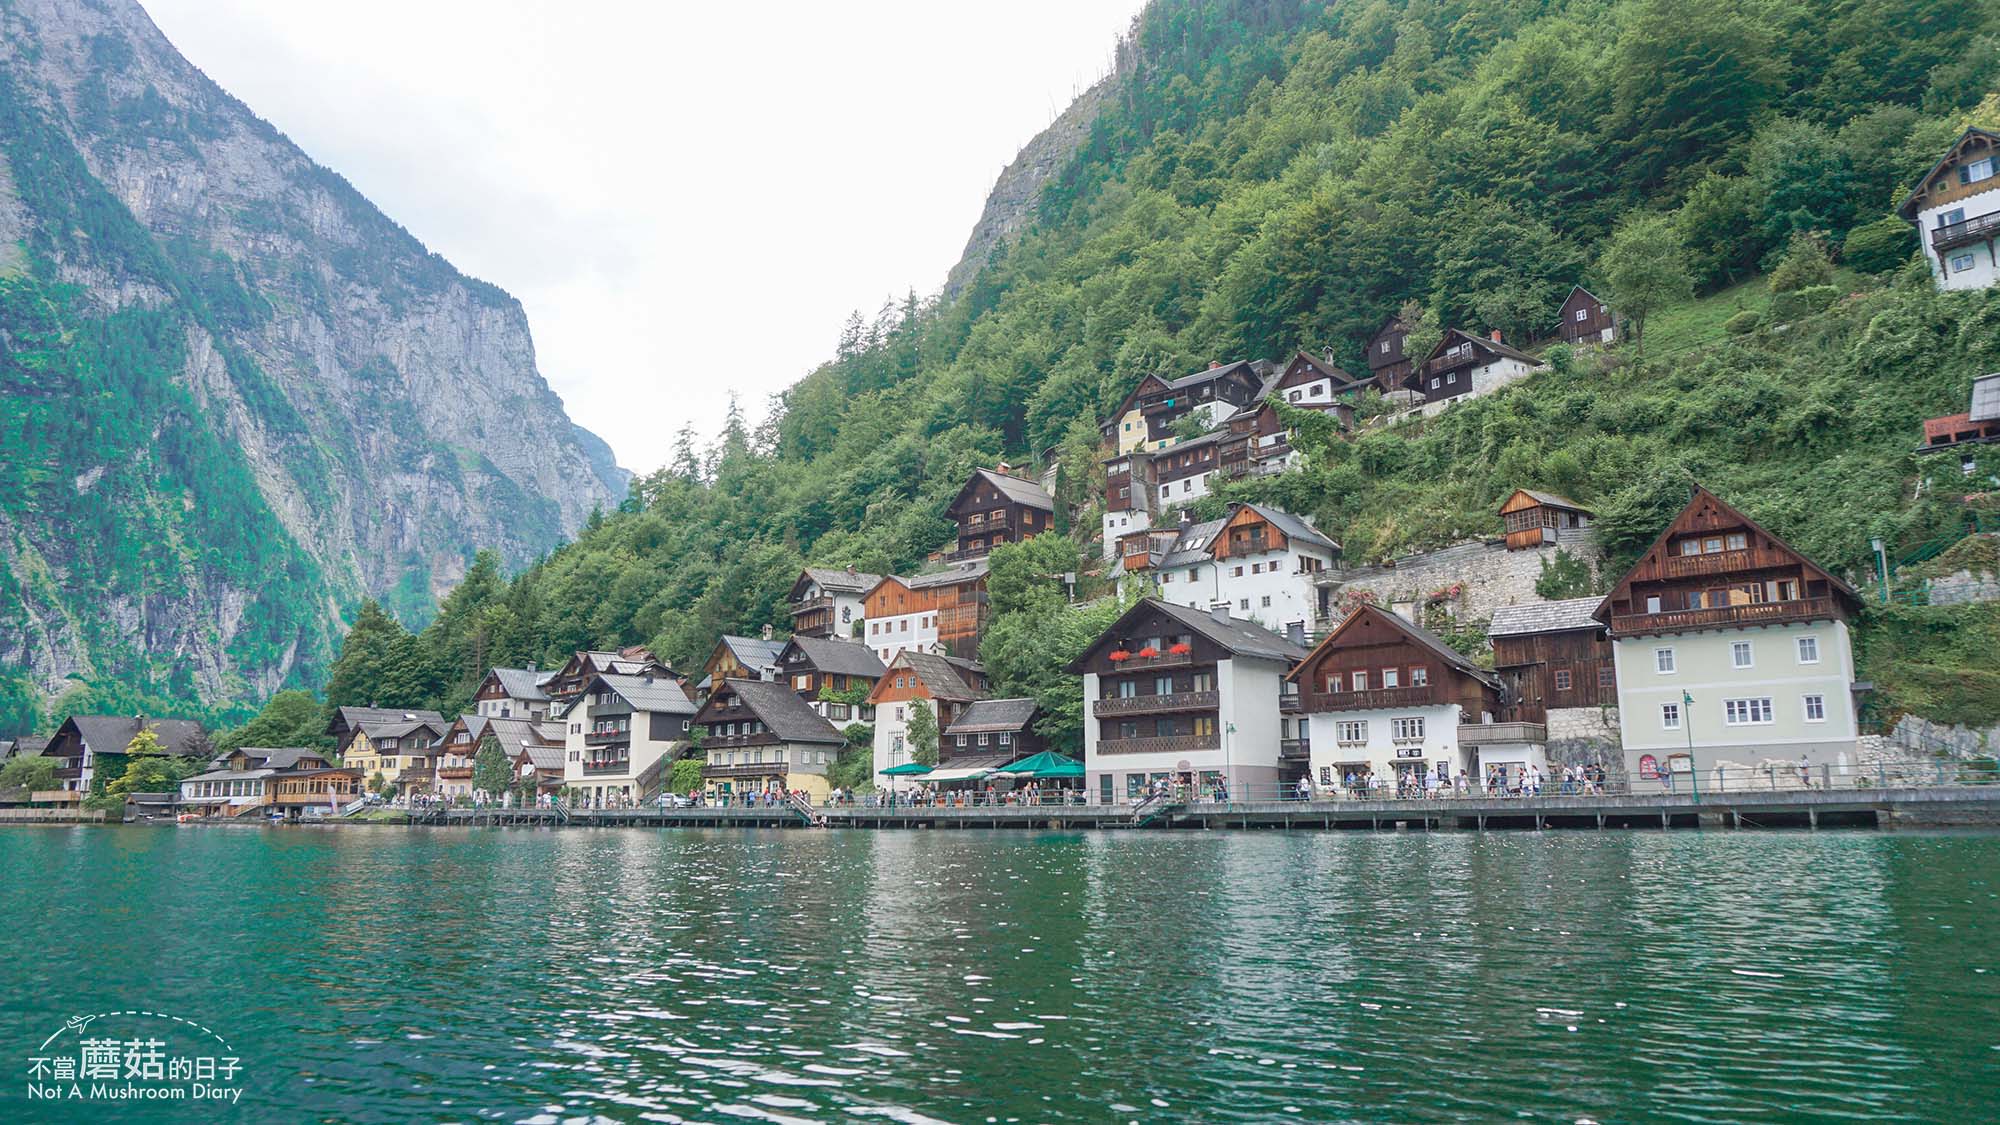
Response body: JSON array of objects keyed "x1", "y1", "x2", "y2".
[
  {"x1": 703, "y1": 762, "x2": 788, "y2": 779},
  {"x1": 1425, "y1": 351, "x2": 1476, "y2": 376},
  {"x1": 1279, "y1": 739, "x2": 1309, "y2": 760},
  {"x1": 1096, "y1": 733, "x2": 1222, "y2": 756},
  {"x1": 1655, "y1": 547, "x2": 1799, "y2": 580},
  {"x1": 792, "y1": 595, "x2": 835, "y2": 615},
  {"x1": 585, "y1": 729, "x2": 631, "y2": 745},
  {"x1": 1931, "y1": 212, "x2": 2000, "y2": 251},
  {"x1": 1611, "y1": 596, "x2": 1840, "y2": 636},
  {"x1": 581, "y1": 760, "x2": 632, "y2": 776},
  {"x1": 1301, "y1": 685, "x2": 1440, "y2": 711},
  {"x1": 1105, "y1": 650, "x2": 1195, "y2": 671},
  {"x1": 1457, "y1": 722, "x2": 1546, "y2": 746},
  {"x1": 1092, "y1": 690, "x2": 1219, "y2": 717},
  {"x1": 701, "y1": 732, "x2": 776, "y2": 749},
  {"x1": 1280, "y1": 694, "x2": 1302, "y2": 713},
  {"x1": 435, "y1": 766, "x2": 473, "y2": 780}
]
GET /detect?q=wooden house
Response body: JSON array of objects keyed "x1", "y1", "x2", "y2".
[
  {"x1": 788, "y1": 566, "x2": 882, "y2": 640},
  {"x1": 1498, "y1": 489, "x2": 1595, "y2": 550},
  {"x1": 1487, "y1": 598, "x2": 1615, "y2": 724},
  {"x1": 1898, "y1": 127, "x2": 2000, "y2": 291},
  {"x1": 867, "y1": 650, "x2": 988, "y2": 777},
  {"x1": 1364, "y1": 316, "x2": 1413, "y2": 391},
  {"x1": 1556, "y1": 286, "x2": 1620, "y2": 345},
  {"x1": 944, "y1": 467, "x2": 1055, "y2": 561},
  {"x1": 942, "y1": 698, "x2": 1045, "y2": 764},
  {"x1": 1137, "y1": 361, "x2": 1268, "y2": 445},
  {"x1": 704, "y1": 634, "x2": 785, "y2": 691},
  {"x1": 41, "y1": 715, "x2": 210, "y2": 794},
  {"x1": 695, "y1": 678, "x2": 845, "y2": 801},
  {"x1": 1919, "y1": 372, "x2": 2000, "y2": 452},
  {"x1": 863, "y1": 559, "x2": 991, "y2": 664},
  {"x1": 473, "y1": 666, "x2": 554, "y2": 720},
  {"x1": 1101, "y1": 373, "x2": 1172, "y2": 453},
  {"x1": 178, "y1": 747, "x2": 359, "y2": 820},
  {"x1": 544, "y1": 648, "x2": 673, "y2": 701},
  {"x1": 1414, "y1": 329, "x2": 1541, "y2": 403},
  {"x1": 1273, "y1": 351, "x2": 1363, "y2": 409},
  {"x1": 773, "y1": 634, "x2": 886, "y2": 725}
]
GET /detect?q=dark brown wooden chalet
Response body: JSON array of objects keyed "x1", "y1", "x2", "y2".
[
  {"x1": 1498, "y1": 489, "x2": 1594, "y2": 550},
  {"x1": 1101, "y1": 373, "x2": 1171, "y2": 447},
  {"x1": 773, "y1": 635, "x2": 887, "y2": 724},
  {"x1": 1487, "y1": 598, "x2": 1614, "y2": 723},
  {"x1": 942, "y1": 698, "x2": 1045, "y2": 762},
  {"x1": 1557, "y1": 286, "x2": 1620, "y2": 345},
  {"x1": 1414, "y1": 329, "x2": 1540, "y2": 403},
  {"x1": 1591, "y1": 486, "x2": 1863, "y2": 638},
  {"x1": 1364, "y1": 316, "x2": 1413, "y2": 391},
  {"x1": 1218, "y1": 400, "x2": 1349, "y2": 480},
  {"x1": 945, "y1": 467, "x2": 1055, "y2": 561},
  {"x1": 1138, "y1": 361, "x2": 1268, "y2": 443},
  {"x1": 1103, "y1": 449, "x2": 1158, "y2": 514},
  {"x1": 1287, "y1": 605, "x2": 1500, "y2": 719},
  {"x1": 1274, "y1": 351, "x2": 1363, "y2": 409}
]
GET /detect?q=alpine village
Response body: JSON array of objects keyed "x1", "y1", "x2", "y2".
[{"x1": 5, "y1": 121, "x2": 2000, "y2": 831}]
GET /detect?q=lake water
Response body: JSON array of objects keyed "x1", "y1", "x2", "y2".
[{"x1": 1, "y1": 825, "x2": 1995, "y2": 1122}]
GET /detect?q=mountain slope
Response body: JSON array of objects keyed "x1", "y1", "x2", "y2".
[{"x1": 0, "y1": 0, "x2": 625, "y2": 730}]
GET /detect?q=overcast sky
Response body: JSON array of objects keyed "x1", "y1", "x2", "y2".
[{"x1": 139, "y1": 0, "x2": 1147, "y2": 474}]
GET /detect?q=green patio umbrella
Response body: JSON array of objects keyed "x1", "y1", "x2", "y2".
[
  {"x1": 993, "y1": 751, "x2": 1085, "y2": 778},
  {"x1": 879, "y1": 761, "x2": 934, "y2": 776}
]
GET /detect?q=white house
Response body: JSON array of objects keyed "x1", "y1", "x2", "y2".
[
  {"x1": 788, "y1": 567, "x2": 880, "y2": 642},
  {"x1": 1124, "y1": 503, "x2": 1339, "y2": 641},
  {"x1": 472, "y1": 667, "x2": 555, "y2": 720},
  {"x1": 1414, "y1": 328, "x2": 1542, "y2": 405},
  {"x1": 1899, "y1": 127, "x2": 2000, "y2": 292},
  {"x1": 558, "y1": 672, "x2": 698, "y2": 807},
  {"x1": 866, "y1": 651, "x2": 985, "y2": 782}
]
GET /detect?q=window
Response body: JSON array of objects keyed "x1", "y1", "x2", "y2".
[
  {"x1": 1731, "y1": 642, "x2": 1753, "y2": 669},
  {"x1": 1726, "y1": 532, "x2": 1747, "y2": 550},
  {"x1": 794, "y1": 673, "x2": 812, "y2": 690},
  {"x1": 1324, "y1": 673, "x2": 1342, "y2": 693},
  {"x1": 1336, "y1": 720, "x2": 1368, "y2": 743},
  {"x1": 1260, "y1": 595, "x2": 1272, "y2": 608},
  {"x1": 1950, "y1": 253, "x2": 1977, "y2": 273},
  {"x1": 1574, "y1": 307, "x2": 1588, "y2": 322},
  {"x1": 1231, "y1": 566, "x2": 1244, "y2": 578},
  {"x1": 1646, "y1": 595, "x2": 1663, "y2": 613},
  {"x1": 1724, "y1": 697, "x2": 1775, "y2": 725},
  {"x1": 1797, "y1": 636, "x2": 1820, "y2": 664},
  {"x1": 1429, "y1": 378, "x2": 1440, "y2": 390},
  {"x1": 1239, "y1": 598, "x2": 1250, "y2": 610},
  {"x1": 1598, "y1": 667, "x2": 1615, "y2": 689},
  {"x1": 1960, "y1": 156, "x2": 1995, "y2": 185},
  {"x1": 1391, "y1": 717, "x2": 1425, "y2": 742},
  {"x1": 1661, "y1": 703, "x2": 1681, "y2": 730},
  {"x1": 1352, "y1": 671, "x2": 1368, "y2": 691},
  {"x1": 1192, "y1": 716, "x2": 1216, "y2": 737},
  {"x1": 1411, "y1": 667, "x2": 1429, "y2": 686},
  {"x1": 1382, "y1": 668, "x2": 1400, "y2": 688},
  {"x1": 1554, "y1": 669, "x2": 1572, "y2": 691},
  {"x1": 1803, "y1": 694, "x2": 1826, "y2": 723},
  {"x1": 1679, "y1": 538, "x2": 1701, "y2": 556},
  {"x1": 1655, "y1": 648, "x2": 1676, "y2": 674},
  {"x1": 1186, "y1": 568, "x2": 1199, "y2": 581},
  {"x1": 1687, "y1": 591, "x2": 1706, "y2": 610},
  {"x1": 1380, "y1": 340, "x2": 1390, "y2": 353}
]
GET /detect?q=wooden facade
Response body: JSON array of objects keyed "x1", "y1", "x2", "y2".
[
  {"x1": 1498, "y1": 489, "x2": 1595, "y2": 550},
  {"x1": 945, "y1": 468, "x2": 1054, "y2": 560},
  {"x1": 1364, "y1": 316, "x2": 1413, "y2": 390},
  {"x1": 1413, "y1": 329, "x2": 1537, "y2": 402},
  {"x1": 1138, "y1": 361, "x2": 1265, "y2": 443},
  {"x1": 1288, "y1": 605, "x2": 1499, "y2": 718},
  {"x1": 1593, "y1": 486, "x2": 1862, "y2": 638},
  {"x1": 1103, "y1": 450, "x2": 1157, "y2": 512},
  {"x1": 1490, "y1": 619, "x2": 1615, "y2": 724},
  {"x1": 1076, "y1": 603, "x2": 1233, "y2": 757},
  {"x1": 1898, "y1": 127, "x2": 2000, "y2": 225},
  {"x1": 1557, "y1": 286, "x2": 1619, "y2": 345}
]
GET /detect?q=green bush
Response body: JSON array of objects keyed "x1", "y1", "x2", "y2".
[
  {"x1": 1769, "y1": 285, "x2": 1839, "y2": 323},
  {"x1": 1842, "y1": 217, "x2": 1914, "y2": 274},
  {"x1": 1723, "y1": 310, "x2": 1763, "y2": 335},
  {"x1": 1768, "y1": 232, "x2": 1837, "y2": 292}
]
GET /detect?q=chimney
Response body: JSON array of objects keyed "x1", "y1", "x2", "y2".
[
  {"x1": 1180, "y1": 509, "x2": 1193, "y2": 526},
  {"x1": 526, "y1": 661, "x2": 536, "y2": 672},
  {"x1": 1209, "y1": 360, "x2": 1223, "y2": 369},
  {"x1": 1209, "y1": 605, "x2": 1234, "y2": 624},
  {"x1": 1489, "y1": 329, "x2": 1503, "y2": 343},
  {"x1": 845, "y1": 564, "x2": 856, "y2": 575},
  {"x1": 761, "y1": 623, "x2": 773, "y2": 641}
]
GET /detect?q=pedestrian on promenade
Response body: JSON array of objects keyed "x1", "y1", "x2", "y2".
[{"x1": 1798, "y1": 753, "x2": 1812, "y2": 789}]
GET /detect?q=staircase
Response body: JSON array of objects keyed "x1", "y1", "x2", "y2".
[
  {"x1": 1128, "y1": 793, "x2": 1182, "y2": 828},
  {"x1": 786, "y1": 791, "x2": 825, "y2": 827},
  {"x1": 633, "y1": 757, "x2": 670, "y2": 806}
]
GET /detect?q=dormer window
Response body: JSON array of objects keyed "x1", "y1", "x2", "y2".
[{"x1": 1960, "y1": 156, "x2": 1995, "y2": 185}]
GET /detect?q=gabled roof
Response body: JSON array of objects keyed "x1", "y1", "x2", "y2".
[
  {"x1": 1104, "y1": 373, "x2": 1172, "y2": 426},
  {"x1": 778, "y1": 635, "x2": 887, "y2": 680},
  {"x1": 1230, "y1": 502, "x2": 1340, "y2": 553},
  {"x1": 1276, "y1": 351, "x2": 1356, "y2": 390},
  {"x1": 896, "y1": 651, "x2": 981, "y2": 703},
  {"x1": 1590, "y1": 485, "x2": 1864, "y2": 625},
  {"x1": 1068, "y1": 597, "x2": 1311, "y2": 672},
  {"x1": 1365, "y1": 314, "x2": 1409, "y2": 369},
  {"x1": 569, "y1": 673, "x2": 702, "y2": 717},
  {"x1": 1429, "y1": 328, "x2": 1541, "y2": 369},
  {"x1": 1165, "y1": 359, "x2": 1259, "y2": 392},
  {"x1": 0, "y1": 736, "x2": 46, "y2": 761},
  {"x1": 1158, "y1": 517, "x2": 1227, "y2": 569},
  {"x1": 59, "y1": 716, "x2": 210, "y2": 757},
  {"x1": 485, "y1": 667, "x2": 552, "y2": 702},
  {"x1": 1499, "y1": 488, "x2": 1593, "y2": 516},
  {"x1": 1898, "y1": 127, "x2": 2000, "y2": 219},
  {"x1": 330, "y1": 706, "x2": 444, "y2": 736},
  {"x1": 1558, "y1": 285, "x2": 1609, "y2": 316},
  {"x1": 359, "y1": 718, "x2": 448, "y2": 742},
  {"x1": 470, "y1": 716, "x2": 556, "y2": 753},
  {"x1": 1487, "y1": 597, "x2": 1607, "y2": 639},
  {"x1": 945, "y1": 698, "x2": 1039, "y2": 735},
  {"x1": 906, "y1": 558, "x2": 990, "y2": 590},
  {"x1": 716, "y1": 634, "x2": 785, "y2": 674},
  {"x1": 224, "y1": 747, "x2": 331, "y2": 771},
  {"x1": 791, "y1": 567, "x2": 885, "y2": 600},
  {"x1": 710, "y1": 679, "x2": 844, "y2": 744},
  {"x1": 950, "y1": 468, "x2": 1055, "y2": 515},
  {"x1": 1287, "y1": 604, "x2": 1499, "y2": 689},
  {"x1": 515, "y1": 743, "x2": 566, "y2": 773}
]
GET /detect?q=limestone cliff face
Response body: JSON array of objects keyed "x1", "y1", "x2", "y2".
[
  {"x1": 942, "y1": 75, "x2": 1112, "y2": 299},
  {"x1": 0, "y1": 0, "x2": 626, "y2": 714}
]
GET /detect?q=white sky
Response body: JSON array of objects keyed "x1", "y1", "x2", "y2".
[{"x1": 138, "y1": 0, "x2": 1147, "y2": 474}]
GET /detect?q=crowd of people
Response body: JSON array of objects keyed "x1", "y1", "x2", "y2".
[{"x1": 1294, "y1": 761, "x2": 1614, "y2": 802}]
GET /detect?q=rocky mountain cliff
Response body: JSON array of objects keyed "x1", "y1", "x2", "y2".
[{"x1": 0, "y1": 0, "x2": 626, "y2": 726}]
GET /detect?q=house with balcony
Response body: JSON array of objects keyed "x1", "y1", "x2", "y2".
[
  {"x1": 863, "y1": 559, "x2": 990, "y2": 663},
  {"x1": 433, "y1": 714, "x2": 557, "y2": 802},
  {"x1": 544, "y1": 647, "x2": 674, "y2": 702},
  {"x1": 473, "y1": 666, "x2": 555, "y2": 720},
  {"x1": 1128, "y1": 504, "x2": 1338, "y2": 641},
  {"x1": 788, "y1": 566, "x2": 881, "y2": 641},
  {"x1": 1137, "y1": 360, "x2": 1269, "y2": 446},
  {"x1": 1556, "y1": 286, "x2": 1621, "y2": 346},
  {"x1": 1413, "y1": 329, "x2": 1542, "y2": 404},
  {"x1": 695, "y1": 678, "x2": 846, "y2": 801},
  {"x1": 1918, "y1": 372, "x2": 2000, "y2": 461},
  {"x1": 773, "y1": 634, "x2": 886, "y2": 727},
  {"x1": 1216, "y1": 401, "x2": 1348, "y2": 482},
  {"x1": 944, "y1": 466, "x2": 1055, "y2": 561},
  {"x1": 558, "y1": 672, "x2": 698, "y2": 807},
  {"x1": 1150, "y1": 430, "x2": 1226, "y2": 508},
  {"x1": 1273, "y1": 351, "x2": 1367, "y2": 410},
  {"x1": 1898, "y1": 127, "x2": 2000, "y2": 291},
  {"x1": 178, "y1": 747, "x2": 359, "y2": 819},
  {"x1": 1071, "y1": 598, "x2": 1309, "y2": 803},
  {"x1": 1364, "y1": 315, "x2": 1414, "y2": 391},
  {"x1": 1100, "y1": 448, "x2": 1160, "y2": 561},
  {"x1": 1101, "y1": 373, "x2": 1173, "y2": 454},
  {"x1": 40, "y1": 715, "x2": 210, "y2": 795},
  {"x1": 942, "y1": 698, "x2": 1045, "y2": 767},
  {"x1": 343, "y1": 716, "x2": 448, "y2": 794},
  {"x1": 1592, "y1": 485, "x2": 1865, "y2": 787},
  {"x1": 325, "y1": 706, "x2": 443, "y2": 751},
  {"x1": 703, "y1": 632, "x2": 785, "y2": 695},
  {"x1": 868, "y1": 650, "x2": 987, "y2": 779},
  {"x1": 1288, "y1": 604, "x2": 1508, "y2": 790},
  {"x1": 1498, "y1": 489, "x2": 1595, "y2": 551}
]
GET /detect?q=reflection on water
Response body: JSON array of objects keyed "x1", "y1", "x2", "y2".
[{"x1": 0, "y1": 826, "x2": 1994, "y2": 1123}]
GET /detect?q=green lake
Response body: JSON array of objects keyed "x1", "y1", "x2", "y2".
[{"x1": 1, "y1": 826, "x2": 1995, "y2": 1122}]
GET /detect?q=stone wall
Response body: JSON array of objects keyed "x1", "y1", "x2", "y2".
[
  {"x1": 1928, "y1": 567, "x2": 2000, "y2": 606},
  {"x1": 1314, "y1": 532, "x2": 1605, "y2": 628},
  {"x1": 1544, "y1": 706, "x2": 1626, "y2": 786}
]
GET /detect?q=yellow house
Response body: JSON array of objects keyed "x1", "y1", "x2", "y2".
[{"x1": 342, "y1": 718, "x2": 448, "y2": 793}]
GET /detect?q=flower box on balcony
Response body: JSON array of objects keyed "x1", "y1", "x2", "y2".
[{"x1": 1109, "y1": 650, "x2": 1131, "y2": 662}]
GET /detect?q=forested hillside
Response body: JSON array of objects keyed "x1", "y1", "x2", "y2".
[{"x1": 275, "y1": 0, "x2": 2000, "y2": 744}]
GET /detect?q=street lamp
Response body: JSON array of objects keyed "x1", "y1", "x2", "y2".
[
  {"x1": 1871, "y1": 537, "x2": 1889, "y2": 604},
  {"x1": 1224, "y1": 721, "x2": 1236, "y2": 803},
  {"x1": 1683, "y1": 689, "x2": 1699, "y2": 805}
]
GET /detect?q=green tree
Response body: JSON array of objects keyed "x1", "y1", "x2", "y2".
[
  {"x1": 214, "y1": 690, "x2": 328, "y2": 753},
  {"x1": 1768, "y1": 232, "x2": 1837, "y2": 293},
  {"x1": 1535, "y1": 549, "x2": 1597, "y2": 600},
  {"x1": 1396, "y1": 300, "x2": 1442, "y2": 374},
  {"x1": 905, "y1": 699, "x2": 939, "y2": 767},
  {"x1": 1598, "y1": 211, "x2": 1693, "y2": 348},
  {"x1": 0, "y1": 756, "x2": 58, "y2": 791},
  {"x1": 471, "y1": 735, "x2": 513, "y2": 799},
  {"x1": 324, "y1": 600, "x2": 425, "y2": 710},
  {"x1": 1842, "y1": 217, "x2": 1915, "y2": 275},
  {"x1": 670, "y1": 757, "x2": 705, "y2": 794}
]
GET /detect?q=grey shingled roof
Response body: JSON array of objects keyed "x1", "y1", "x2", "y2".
[
  {"x1": 908, "y1": 559, "x2": 989, "y2": 589},
  {"x1": 474, "y1": 716, "x2": 555, "y2": 752},
  {"x1": 1487, "y1": 597, "x2": 1607, "y2": 639},
  {"x1": 800, "y1": 567, "x2": 885, "y2": 595},
  {"x1": 1165, "y1": 360, "x2": 1257, "y2": 392},
  {"x1": 716, "y1": 679, "x2": 844, "y2": 744},
  {"x1": 720, "y1": 635, "x2": 786, "y2": 672},
  {"x1": 1159, "y1": 518, "x2": 1226, "y2": 569},
  {"x1": 1512, "y1": 489, "x2": 1592, "y2": 514},
  {"x1": 593, "y1": 673, "x2": 700, "y2": 716},
  {"x1": 782, "y1": 635, "x2": 887, "y2": 679},
  {"x1": 488, "y1": 667, "x2": 552, "y2": 702},
  {"x1": 519, "y1": 744, "x2": 566, "y2": 773},
  {"x1": 1971, "y1": 373, "x2": 2000, "y2": 423},
  {"x1": 1071, "y1": 598, "x2": 1310, "y2": 671},
  {"x1": 967, "y1": 468, "x2": 1056, "y2": 512},
  {"x1": 1240, "y1": 503, "x2": 1339, "y2": 553},
  {"x1": 361, "y1": 718, "x2": 446, "y2": 742},
  {"x1": 232, "y1": 747, "x2": 326, "y2": 771},
  {"x1": 898, "y1": 651, "x2": 979, "y2": 702},
  {"x1": 945, "y1": 698, "x2": 1038, "y2": 735},
  {"x1": 66, "y1": 716, "x2": 209, "y2": 757}
]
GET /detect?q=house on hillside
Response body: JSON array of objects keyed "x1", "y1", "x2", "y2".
[
  {"x1": 788, "y1": 567, "x2": 881, "y2": 641},
  {"x1": 867, "y1": 650, "x2": 987, "y2": 780},
  {"x1": 1364, "y1": 316, "x2": 1414, "y2": 391},
  {"x1": 863, "y1": 559, "x2": 990, "y2": 663},
  {"x1": 1499, "y1": 489, "x2": 1595, "y2": 551},
  {"x1": 1071, "y1": 598, "x2": 1309, "y2": 803},
  {"x1": 1488, "y1": 597, "x2": 1616, "y2": 725},
  {"x1": 1593, "y1": 486, "x2": 1865, "y2": 787},
  {"x1": 1137, "y1": 361, "x2": 1269, "y2": 447},
  {"x1": 544, "y1": 648, "x2": 675, "y2": 702},
  {"x1": 695, "y1": 678, "x2": 845, "y2": 801},
  {"x1": 772, "y1": 634, "x2": 886, "y2": 726},
  {"x1": 1918, "y1": 372, "x2": 2000, "y2": 464},
  {"x1": 1101, "y1": 373, "x2": 1172, "y2": 454},
  {"x1": 434, "y1": 714, "x2": 558, "y2": 802},
  {"x1": 944, "y1": 466, "x2": 1055, "y2": 562},
  {"x1": 1898, "y1": 126, "x2": 2000, "y2": 291},
  {"x1": 1125, "y1": 504, "x2": 1339, "y2": 640},
  {"x1": 558, "y1": 672, "x2": 698, "y2": 808},
  {"x1": 1150, "y1": 430, "x2": 1225, "y2": 507},
  {"x1": 1100, "y1": 448, "x2": 1160, "y2": 561},
  {"x1": 1556, "y1": 286, "x2": 1620, "y2": 346},
  {"x1": 473, "y1": 666, "x2": 555, "y2": 721},
  {"x1": 1274, "y1": 351, "x2": 1368, "y2": 409},
  {"x1": 704, "y1": 633, "x2": 785, "y2": 692},
  {"x1": 1413, "y1": 329, "x2": 1542, "y2": 404},
  {"x1": 1289, "y1": 605, "x2": 1513, "y2": 791}
]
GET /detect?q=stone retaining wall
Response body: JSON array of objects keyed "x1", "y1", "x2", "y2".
[{"x1": 1315, "y1": 533, "x2": 1604, "y2": 626}]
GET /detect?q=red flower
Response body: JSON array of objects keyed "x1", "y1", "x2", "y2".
[
  {"x1": 1137, "y1": 646, "x2": 1160, "y2": 658},
  {"x1": 1168, "y1": 642, "x2": 1193, "y2": 655},
  {"x1": 1109, "y1": 650, "x2": 1132, "y2": 662}
]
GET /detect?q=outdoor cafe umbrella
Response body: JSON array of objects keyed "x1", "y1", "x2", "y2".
[
  {"x1": 992, "y1": 751, "x2": 1085, "y2": 779},
  {"x1": 879, "y1": 762, "x2": 934, "y2": 776}
]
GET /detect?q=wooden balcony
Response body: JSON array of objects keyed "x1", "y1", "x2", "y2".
[
  {"x1": 1096, "y1": 733, "x2": 1222, "y2": 756},
  {"x1": 1654, "y1": 547, "x2": 1797, "y2": 580},
  {"x1": 1457, "y1": 722, "x2": 1546, "y2": 746},
  {"x1": 1931, "y1": 211, "x2": 2000, "y2": 251},
  {"x1": 1279, "y1": 739, "x2": 1309, "y2": 761},
  {"x1": 1611, "y1": 596, "x2": 1841, "y2": 637},
  {"x1": 1301, "y1": 685, "x2": 1441, "y2": 712},
  {"x1": 1280, "y1": 694, "x2": 1301, "y2": 714},
  {"x1": 702, "y1": 732, "x2": 777, "y2": 749},
  {"x1": 1105, "y1": 650, "x2": 1195, "y2": 671},
  {"x1": 1093, "y1": 690, "x2": 1219, "y2": 717},
  {"x1": 584, "y1": 728, "x2": 631, "y2": 745},
  {"x1": 581, "y1": 760, "x2": 633, "y2": 776},
  {"x1": 703, "y1": 762, "x2": 788, "y2": 780},
  {"x1": 1424, "y1": 351, "x2": 1476, "y2": 376}
]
